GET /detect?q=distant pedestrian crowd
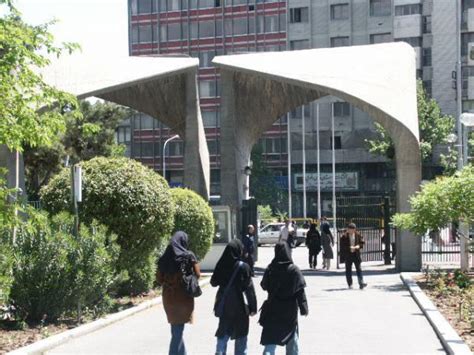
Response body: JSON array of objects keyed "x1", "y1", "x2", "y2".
[{"x1": 157, "y1": 218, "x2": 368, "y2": 355}]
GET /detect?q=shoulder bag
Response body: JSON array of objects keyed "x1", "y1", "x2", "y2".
[
  {"x1": 214, "y1": 261, "x2": 243, "y2": 318},
  {"x1": 181, "y1": 258, "x2": 202, "y2": 298}
]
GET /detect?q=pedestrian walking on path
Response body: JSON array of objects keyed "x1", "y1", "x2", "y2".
[
  {"x1": 279, "y1": 219, "x2": 296, "y2": 254},
  {"x1": 305, "y1": 222, "x2": 321, "y2": 269},
  {"x1": 259, "y1": 242, "x2": 308, "y2": 355},
  {"x1": 320, "y1": 217, "x2": 334, "y2": 270},
  {"x1": 157, "y1": 231, "x2": 201, "y2": 355},
  {"x1": 211, "y1": 239, "x2": 258, "y2": 355},
  {"x1": 340, "y1": 223, "x2": 367, "y2": 290},
  {"x1": 242, "y1": 224, "x2": 256, "y2": 277}
]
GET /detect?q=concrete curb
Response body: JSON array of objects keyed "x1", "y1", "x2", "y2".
[
  {"x1": 400, "y1": 273, "x2": 471, "y2": 355},
  {"x1": 8, "y1": 278, "x2": 211, "y2": 355}
]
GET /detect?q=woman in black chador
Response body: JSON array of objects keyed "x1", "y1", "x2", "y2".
[
  {"x1": 259, "y1": 242, "x2": 308, "y2": 355},
  {"x1": 305, "y1": 222, "x2": 322, "y2": 269},
  {"x1": 211, "y1": 239, "x2": 257, "y2": 355}
]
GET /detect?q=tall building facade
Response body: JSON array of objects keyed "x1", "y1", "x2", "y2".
[{"x1": 122, "y1": 0, "x2": 468, "y2": 217}]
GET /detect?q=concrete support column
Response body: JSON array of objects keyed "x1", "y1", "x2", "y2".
[
  {"x1": 394, "y1": 136, "x2": 422, "y2": 272},
  {"x1": 183, "y1": 70, "x2": 210, "y2": 199}
]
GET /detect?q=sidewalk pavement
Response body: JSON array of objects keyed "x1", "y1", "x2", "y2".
[{"x1": 47, "y1": 247, "x2": 445, "y2": 354}]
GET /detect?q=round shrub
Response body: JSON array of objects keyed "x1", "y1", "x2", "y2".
[
  {"x1": 170, "y1": 188, "x2": 214, "y2": 260},
  {"x1": 40, "y1": 157, "x2": 175, "y2": 294},
  {"x1": 10, "y1": 211, "x2": 118, "y2": 322}
]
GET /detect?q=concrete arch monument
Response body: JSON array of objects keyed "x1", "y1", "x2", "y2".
[
  {"x1": 213, "y1": 43, "x2": 422, "y2": 271},
  {"x1": 14, "y1": 55, "x2": 210, "y2": 199}
]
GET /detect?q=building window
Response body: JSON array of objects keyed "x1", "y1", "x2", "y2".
[
  {"x1": 330, "y1": 36, "x2": 350, "y2": 47},
  {"x1": 290, "y1": 39, "x2": 310, "y2": 50},
  {"x1": 140, "y1": 142, "x2": 154, "y2": 157},
  {"x1": 167, "y1": 23, "x2": 181, "y2": 41},
  {"x1": 116, "y1": 126, "x2": 131, "y2": 144},
  {"x1": 207, "y1": 140, "x2": 220, "y2": 155},
  {"x1": 462, "y1": 99, "x2": 474, "y2": 112},
  {"x1": 422, "y1": 15, "x2": 432, "y2": 33},
  {"x1": 202, "y1": 111, "x2": 218, "y2": 128},
  {"x1": 423, "y1": 80, "x2": 432, "y2": 97},
  {"x1": 333, "y1": 102, "x2": 350, "y2": 117},
  {"x1": 395, "y1": 4, "x2": 422, "y2": 16},
  {"x1": 199, "y1": 20, "x2": 215, "y2": 38},
  {"x1": 422, "y1": 47, "x2": 432, "y2": 66},
  {"x1": 137, "y1": 0, "x2": 153, "y2": 14},
  {"x1": 290, "y1": 7, "x2": 309, "y2": 23},
  {"x1": 370, "y1": 0, "x2": 391, "y2": 17},
  {"x1": 370, "y1": 33, "x2": 392, "y2": 44},
  {"x1": 199, "y1": 80, "x2": 216, "y2": 98},
  {"x1": 199, "y1": 50, "x2": 215, "y2": 68},
  {"x1": 168, "y1": 141, "x2": 184, "y2": 156},
  {"x1": 331, "y1": 3, "x2": 349, "y2": 20},
  {"x1": 138, "y1": 25, "x2": 153, "y2": 43},
  {"x1": 290, "y1": 105, "x2": 310, "y2": 119},
  {"x1": 330, "y1": 136, "x2": 342, "y2": 150},
  {"x1": 233, "y1": 17, "x2": 249, "y2": 35},
  {"x1": 462, "y1": 32, "x2": 474, "y2": 56},
  {"x1": 131, "y1": 26, "x2": 139, "y2": 44},
  {"x1": 395, "y1": 37, "x2": 422, "y2": 47},
  {"x1": 264, "y1": 15, "x2": 279, "y2": 33}
]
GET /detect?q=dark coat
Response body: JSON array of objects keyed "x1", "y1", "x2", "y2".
[
  {"x1": 321, "y1": 231, "x2": 334, "y2": 259},
  {"x1": 242, "y1": 233, "x2": 255, "y2": 257},
  {"x1": 340, "y1": 232, "x2": 365, "y2": 263},
  {"x1": 211, "y1": 240, "x2": 257, "y2": 340},
  {"x1": 305, "y1": 229, "x2": 322, "y2": 253},
  {"x1": 260, "y1": 243, "x2": 308, "y2": 346}
]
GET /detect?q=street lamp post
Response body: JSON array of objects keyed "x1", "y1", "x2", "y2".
[{"x1": 163, "y1": 134, "x2": 179, "y2": 180}]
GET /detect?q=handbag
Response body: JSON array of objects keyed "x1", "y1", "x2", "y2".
[
  {"x1": 181, "y1": 259, "x2": 202, "y2": 298},
  {"x1": 214, "y1": 261, "x2": 243, "y2": 318}
]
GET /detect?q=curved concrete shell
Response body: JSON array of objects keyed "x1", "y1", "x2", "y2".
[
  {"x1": 40, "y1": 55, "x2": 210, "y2": 198},
  {"x1": 213, "y1": 43, "x2": 421, "y2": 271}
]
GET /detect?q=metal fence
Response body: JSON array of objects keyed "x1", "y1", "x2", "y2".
[{"x1": 421, "y1": 226, "x2": 462, "y2": 264}]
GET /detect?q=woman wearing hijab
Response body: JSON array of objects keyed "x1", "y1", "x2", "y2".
[
  {"x1": 157, "y1": 231, "x2": 200, "y2": 355},
  {"x1": 305, "y1": 222, "x2": 322, "y2": 269},
  {"x1": 211, "y1": 239, "x2": 257, "y2": 355},
  {"x1": 260, "y1": 242, "x2": 308, "y2": 355},
  {"x1": 320, "y1": 217, "x2": 334, "y2": 270}
]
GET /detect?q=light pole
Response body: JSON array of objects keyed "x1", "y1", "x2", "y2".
[
  {"x1": 302, "y1": 105, "x2": 307, "y2": 219},
  {"x1": 162, "y1": 134, "x2": 179, "y2": 180},
  {"x1": 287, "y1": 113, "x2": 292, "y2": 219},
  {"x1": 316, "y1": 103, "x2": 321, "y2": 221}
]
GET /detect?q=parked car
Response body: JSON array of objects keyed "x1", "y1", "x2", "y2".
[{"x1": 258, "y1": 222, "x2": 307, "y2": 246}]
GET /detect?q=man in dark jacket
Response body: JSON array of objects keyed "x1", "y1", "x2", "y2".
[
  {"x1": 242, "y1": 224, "x2": 256, "y2": 276},
  {"x1": 340, "y1": 223, "x2": 368, "y2": 290}
]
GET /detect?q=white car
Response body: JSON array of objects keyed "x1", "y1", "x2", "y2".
[{"x1": 258, "y1": 223, "x2": 308, "y2": 246}]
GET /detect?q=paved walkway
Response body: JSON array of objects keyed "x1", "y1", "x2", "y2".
[{"x1": 47, "y1": 247, "x2": 445, "y2": 354}]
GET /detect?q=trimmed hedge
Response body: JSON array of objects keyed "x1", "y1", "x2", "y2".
[
  {"x1": 170, "y1": 188, "x2": 214, "y2": 260},
  {"x1": 40, "y1": 157, "x2": 175, "y2": 294}
]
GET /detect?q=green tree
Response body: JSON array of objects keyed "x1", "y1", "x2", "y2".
[
  {"x1": 392, "y1": 165, "x2": 474, "y2": 235},
  {"x1": 0, "y1": 0, "x2": 79, "y2": 152},
  {"x1": 257, "y1": 205, "x2": 274, "y2": 222},
  {"x1": 24, "y1": 101, "x2": 130, "y2": 199},
  {"x1": 250, "y1": 144, "x2": 288, "y2": 212},
  {"x1": 366, "y1": 80, "x2": 455, "y2": 173}
]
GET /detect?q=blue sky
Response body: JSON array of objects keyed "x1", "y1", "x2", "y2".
[{"x1": 13, "y1": 0, "x2": 129, "y2": 56}]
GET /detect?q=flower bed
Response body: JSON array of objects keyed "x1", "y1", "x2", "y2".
[{"x1": 416, "y1": 269, "x2": 473, "y2": 351}]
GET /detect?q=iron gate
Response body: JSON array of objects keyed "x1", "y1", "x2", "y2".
[{"x1": 335, "y1": 196, "x2": 395, "y2": 264}]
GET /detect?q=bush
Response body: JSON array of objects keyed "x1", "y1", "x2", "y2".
[
  {"x1": 40, "y1": 157, "x2": 175, "y2": 294},
  {"x1": 170, "y1": 188, "x2": 214, "y2": 260},
  {"x1": 0, "y1": 233, "x2": 13, "y2": 307},
  {"x1": 9, "y1": 211, "x2": 118, "y2": 322}
]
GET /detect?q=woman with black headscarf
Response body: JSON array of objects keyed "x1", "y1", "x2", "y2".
[
  {"x1": 157, "y1": 231, "x2": 200, "y2": 355},
  {"x1": 211, "y1": 239, "x2": 257, "y2": 355},
  {"x1": 260, "y1": 242, "x2": 308, "y2": 355}
]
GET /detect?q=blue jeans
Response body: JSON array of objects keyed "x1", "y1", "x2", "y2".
[
  {"x1": 215, "y1": 334, "x2": 248, "y2": 355},
  {"x1": 262, "y1": 330, "x2": 299, "y2": 355},
  {"x1": 169, "y1": 324, "x2": 186, "y2": 355}
]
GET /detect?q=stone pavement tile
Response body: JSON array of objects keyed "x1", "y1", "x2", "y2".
[{"x1": 48, "y1": 247, "x2": 446, "y2": 355}]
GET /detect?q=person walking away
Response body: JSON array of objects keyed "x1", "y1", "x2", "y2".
[
  {"x1": 260, "y1": 242, "x2": 308, "y2": 355},
  {"x1": 211, "y1": 239, "x2": 257, "y2": 355},
  {"x1": 340, "y1": 223, "x2": 367, "y2": 290},
  {"x1": 157, "y1": 231, "x2": 200, "y2": 355},
  {"x1": 242, "y1": 224, "x2": 256, "y2": 277},
  {"x1": 305, "y1": 222, "x2": 321, "y2": 269},
  {"x1": 320, "y1": 217, "x2": 334, "y2": 270}
]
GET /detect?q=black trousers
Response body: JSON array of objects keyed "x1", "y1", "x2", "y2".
[
  {"x1": 345, "y1": 254, "x2": 364, "y2": 286},
  {"x1": 308, "y1": 249, "x2": 318, "y2": 267}
]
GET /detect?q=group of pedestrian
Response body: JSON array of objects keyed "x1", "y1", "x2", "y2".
[
  {"x1": 303, "y1": 217, "x2": 334, "y2": 270},
  {"x1": 157, "y1": 220, "x2": 367, "y2": 354},
  {"x1": 157, "y1": 231, "x2": 307, "y2": 355}
]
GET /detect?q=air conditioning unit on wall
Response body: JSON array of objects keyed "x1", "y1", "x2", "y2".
[{"x1": 468, "y1": 43, "x2": 474, "y2": 65}]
